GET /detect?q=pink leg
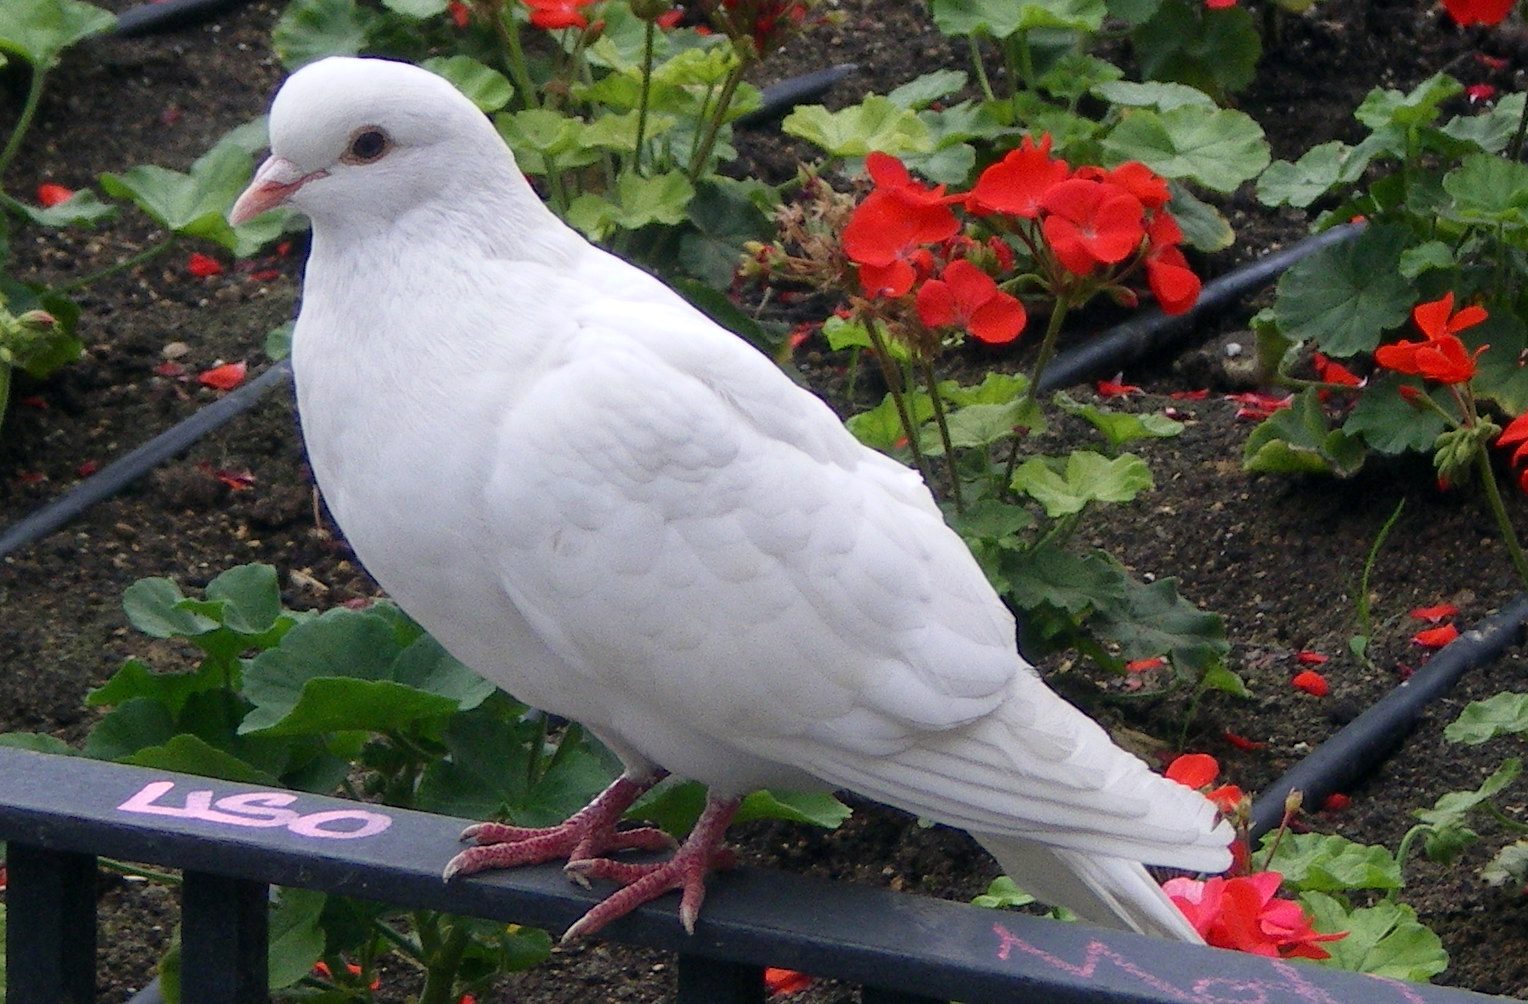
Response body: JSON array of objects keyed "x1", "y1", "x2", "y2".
[
  {"x1": 560, "y1": 794, "x2": 741, "y2": 942},
  {"x1": 441, "y1": 770, "x2": 673, "y2": 880}
]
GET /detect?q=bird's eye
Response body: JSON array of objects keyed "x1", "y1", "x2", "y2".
[{"x1": 345, "y1": 128, "x2": 389, "y2": 164}]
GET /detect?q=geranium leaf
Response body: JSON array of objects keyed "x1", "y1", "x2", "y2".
[
  {"x1": 846, "y1": 390, "x2": 933, "y2": 453},
  {"x1": 271, "y1": 0, "x2": 379, "y2": 68},
  {"x1": 1092, "y1": 80, "x2": 1216, "y2": 112},
  {"x1": 1483, "y1": 840, "x2": 1528, "y2": 887},
  {"x1": 422, "y1": 55, "x2": 513, "y2": 112},
  {"x1": 1244, "y1": 389, "x2": 1367, "y2": 476},
  {"x1": 121, "y1": 734, "x2": 277, "y2": 785},
  {"x1": 1274, "y1": 225, "x2": 1415, "y2": 355},
  {"x1": 1129, "y1": 1, "x2": 1259, "y2": 98},
  {"x1": 1166, "y1": 180, "x2": 1234, "y2": 252},
  {"x1": 1461, "y1": 311, "x2": 1528, "y2": 415},
  {"x1": 380, "y1": 0, "x2": 446, "y2": 18},
  {"x1": 972, "y1": 876, "x2": 1037, "y2": 909},
  {"x1": 782, "y1": 97, "x2": 934, "y2": 158},
  {"x1": 1441, "y1": 93, "x2": 1527, "y2": 153},
  {"x1": 888, "y1": 70, "x2": 970, "y2": 109},
  {"x1": 1091, "y1": 573, "x2": 1228, "y2": 674},
  {"x1": 1011, "y1": 451, "x2": 1153, "y2": 517},
  {"x1": 1260, "y1": 832, "x2": 1403, "y2": 893},
  {"x1": 1442, "y1": 153, "x2": 1528, "y2": 227},
  {"x1": 122, "y1": 577, "x2": 220, "y2": 638},
  {"x1": 1355, "y1": 72, "x2": 1462, "y2": 131},
  {"x1": 87, "y1": 658, "x2": 224, "y2": 716},
  {"x1": 100, "y1": 142, "x2": 277, "y2": 255},
  {"x1": 1256, "y1": 141, "x2": 1349, "y2": 209},
  {"x1": 1299, "y1": 892, "x2": 1448, "y2": 982},
  {"x1": 240, "y1": 677, "x2": 459, "y2": 736},
  {"x1": 1001, "y1": 544, "x2": 1126, "y2": 616},
  {"x1": 1445, "y1": 692, "x2": 1528, "y2": 744},
  {"x1": 416, "y1": 708, "x2": 537, "y2": 819},
  {"x1": 267, "y1": 889, "x2": 327, "y2": 990},
  {"x1": 566, "y1": 171, "x2": 694, "y2": 240},
  {"x1": 1054, "y1": 392, "x2": 1183, "y2": 450},
  {"x1": 0, "y1": 0, "x2": 114, "y2": 70},
  {"x1": 929, "y1": 0, "x2": 1106, "y2": 37},
  {"x1": 82, "y1": 697, "x2": 178, "y2": 760},
  {"x1": 1342, "y1": 376, "x2": 1448, "y2": 455},
  {"x1": 1102, "y1": 105, "x2": 1269, "y2": 193},
  {"x1": 8, "y1": 188, "x2": 116, "y2": 227}
]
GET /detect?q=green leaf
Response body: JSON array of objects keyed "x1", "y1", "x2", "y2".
[
  {"x1": 265, "y1": 321, "x2": 294, "y2": 361},
  {"x1": 268, "y1": 888, "x2": 327, "y2": 989},
  {"x1": 9, "y1": 188, "x2": 116, "y2": 228},
  {"x1": 422, "y1": 55, "x2": 513, "y2": 112},
  {"x1": 1199, "y1": 662, "x2": 1250, "y2": 698},
  {"x1": 1000, "y1": 544, "x2": 1126, "y2": 616},
  {"x1": 1054, "y1": 392, "x2": 1183, "y2": 450},
  {"x1": 948, "y1": 498, "x2": 1034, "y2": 544},
  {"x1": 381, "y1": 0, "x2": 446, "y2": 17},
  {"x1": 972, "y1": 875, "x2": 1037, "y2": 909},
  {"x1": 1092, "y1": 573, "x2": 1228, "y2": 674},
  {"x1": 1342, "y1": 376, "x2": 1447, "y2": 455},
  {"x1": 1445, "y1": 692, "x2": 1528, "y2": 744},
  {"x1": 566, "y1": 171, "x2": 695, "y2": 241},
  {"x1": 1356, "y1": 72, "x2": 1462, "y2": 131},
  {"x1": 1300, "y1": 892, "x2": 1448, "y2": 982},
  {"x1": 1256, "y1": 141, "x2": 1349, "y2": 209},
  {"x1": 676, "y1": 178, "x2": 774, "y2": 287},
  {"x1": 846, "y1": 390, "x2": 932, "y2": 453},
  {"x1": 205, "y1": 563, "x2": 285, "y2": 636},
  {"x1": 1397, "y1": 240, "x2": 1455, "y2": 279},
  {"x1": 1442, "y1": 152, "x2": 1528, "y2": 226},
  {"x1": 1259, "y1": 832, "x2": 1403, "y2": 893},
  {"x1": 1441, "y1": 92, "x2": 1527, "y2": 154},
  {"x1": 1102, "y1": 105, "x2": 1269, "y2": 193},
  {"x1": 1466, "y1": 312, "x2": 1528, "y2": 415},
  {"x1": 1273, "y1": 224, "x2": 1414, "y2": 356},
  {"x1": 87, "y1": 658, "x2": 224, "y2": 716},
  {"x1": 0, "y1": 0, "x2": 114, "y2": 69},
  {"x1": 1166, "y1": 179, "x2": 1233, "y2": 253},
  {"x1": 630, "y1": 780, "x2": 849, "y2": 836},
  {"x1": 1243, "y1": 388, "x2": 1366, "y2": 477},
  {"x1": 1092, "y1": 80, "x2": 1216, "y2": 112},
  {"x1": 1011, "y1": 451, "x2": 1153, "y2": 517},
  {"x1": 241, "y1": 677, "x2": 459, "y2": 736},
  {"x1": 887, "y1": 70, "x2": 969, "y2": 109},
  {"x1": 927, "y1": 396, "x2": 1044, "y2": 454},
  {"x1": 392, "y1": 635, "x2": 496, "y2": 709},
  {"x1": 1130, "y1": 1, "x2": 1260, "y2": 98},
  {"x1": 100, "y1": 142, "x2": 273, "y2": 255},
  {"x1": 782, "y1": 97, "x2": 934, "y2": 158},
  {"x1": 0, "y1": 732, "x2": 77, "y2": 755},
  {"x1": 122, "y1": 734, "x2": 278, "y2": 785},
  {"x1": 929, "y1": 0, "x2": 1107, "y2": 37},
  {"x1": 271, "y1": 0, "x2": 378, "y2": 68},
  {"x1": 122, "y1": 577, "x2": 219, "y2": 638},
  {"x1": 83, "y1": 697, "x2": 178, "y2": 760},
  {"x1": 1483, "y1": 840, "x2": 1528, "y2": 887}
]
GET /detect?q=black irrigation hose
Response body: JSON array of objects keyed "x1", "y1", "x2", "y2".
[
  {"x1": 1036, "y1": 222, "x2": 1362, "y2": 393},
  {"x1": 736, "y1": 64, "x2": 859, "y2": 128},
  {"x1": 0, "y1": 359, "x2": 292, "y2": 563},
  {"x1": 1248, "y1": 593, "x2": 1528, "y2": 842},
  {"x1": 112, "y1": 0, "x2": 256, "y2": 37}
]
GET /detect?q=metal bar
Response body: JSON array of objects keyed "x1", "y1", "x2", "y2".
[
  {"x1": 676, "y1": 954, "x2": 765, "y2": 1003},
  {"x1": 179, "y1": 871, "x2": 269, "y2": 1004},
  {"x1": 862, "y1": 989, "x2": 946, "y2": 1004},
  {"x1": 5, "y1": 842, "x2": 98, "y2": 1003},
  {"x1": 0, "y1": 748, "x2": 1509, "y2": 1004}
]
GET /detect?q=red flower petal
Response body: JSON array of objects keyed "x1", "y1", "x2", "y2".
[
  {"x1": 186, "y1": 252, "x2": 224, "y2": 278},
  {"x1": 764, "y1": 968, "x2": 812, "y2": 995},
  {"x1": 1223, "y1": 730, "x2": 1267, "y2": 751},
  {"x1": 1321, "y1": 793, "x2": 1352, "y2": 812},
  {"x1": 1409, "y1": 603, "x2": 1459, "y2": 622},
  {"x1": 1295, "y1": 650, "x2": 1328, "y2": 665},
  {"x1": 1125, "y1": 656, "x2": 1166, "y2": 673},
  {"x1": 1413, "y1": 624, "x2": 1460, "y2": 648},
  {"x1": 1208, "y1": 784, "x2": 1245, "y2": 813},
  {"x1": 36, "y1": 182, "x2": 75, "y2": 207},
  {"x1": 1291, "y1": 670, "x2": 1329, "y2": 697},
  {"x1": 198, "y1": 361, "x2": 247, "y2": 391},
  {"x1": 1096, "y1": 376, "x2": 1142, "y2": 398},
  {"x1": 1165, "y1": 752, "x2": 1219, "y2": 789}
]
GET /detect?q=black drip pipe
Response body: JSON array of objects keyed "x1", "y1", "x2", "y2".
[
  {"x1": 1249, "y1": 593, "x2": 1528, "y2": 841},
  {"x1": 112, "y1": 0, "x2": 255, "y2": 37},
  {"x1": 0, "y1": 359, "x2": 292, "y2": 563},
  {"x1": 1036, "y1": 223, "x2": 1362, "y2": 393},
  {"x1": 736, "y1": 64, "x2": 859, "y2": 128}
]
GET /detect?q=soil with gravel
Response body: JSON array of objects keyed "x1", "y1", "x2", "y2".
[{"x1": 5, "y1": 0, "x2": 1528, "y2": 1000}]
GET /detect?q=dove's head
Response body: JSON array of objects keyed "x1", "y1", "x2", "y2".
[{"x1": 231, "y1": 56, "x2": 512, "y2": 231}]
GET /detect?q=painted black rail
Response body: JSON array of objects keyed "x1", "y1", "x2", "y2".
[{"x1": 0, "y1": 747, "x2": 1508, "y2": 1003}]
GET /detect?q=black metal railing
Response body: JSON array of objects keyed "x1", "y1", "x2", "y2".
[{"x1": 0, "y1": 746, "x2": 1506, "y2": 1003}]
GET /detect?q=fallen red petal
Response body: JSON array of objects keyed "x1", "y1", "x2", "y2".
[
  {"x1": 186, "y1": 251, "x2": 224, "y2": 278},
  {"x1": 1125, "y1": 656, "x2": 1166, "y2": 673},
  {"x1": 1169, "y1": 389, "x2": 1211, "y2": 400},
  {"x1": 1291, "y1": 670, "x2": 1329, "y2": 697},
  {"x1": 1223, "y1": 730, "x2": 1268, "y2": 751},
  {"x1": 1295, "y1": 650, "x2": 1328, "y2": 665},
  {"x1": 198, "y1": 361, "x2": 247, "y2": 391},
  {"x1": 1412, "y1": 624, "x2": 1460, "y2": 648},
  {"x1": 1166, "y1": 752, "x2": 1220, "y2": 789},
  {"x1": 154, "y1": 360, "x2": 187, "y2": 378},
  {"x1": 1097, "y1": 376, "x2": 1142, "y2": 398},
  {"x1": 18, "y1": 395, "x2": 48, "y2": 410},
  {"x1": 1409, "y1": 603, "x2": 1459, "y2": 623},
  {"x1": 764, "y1": 968, "x2": 812, "y2": 995},
  {"x1": 76, "y1": 460, "x2": 100, "y2": 478},
  {"x1": 1321, "y1": 793, "x2": 1352, "y2": 812},
  {"x1": 35, "y1": 182, "x2": 74, "y2": 207}
]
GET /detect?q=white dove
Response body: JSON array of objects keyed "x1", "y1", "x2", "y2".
[{"x1": 230, "y1": 56, "x2": 1232, "y2": 943}]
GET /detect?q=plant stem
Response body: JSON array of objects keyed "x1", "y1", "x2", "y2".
[
  {"x1": 100, "y1": 857, "x2": 183, "y2": 886},
  {"x1": 0, "y1": 69, "x2": 47, "y2": 182},
  {"x1": 497, "y1": 9, "x2": 539, "y2": 110},
  {"x1": 50, "y1": 239, "x2": 176, "y2": 296},
  {"x1": 864, "y1": 320, "x2": 932, "y2": 486},
  {"x1": 1390, "y1": 823, "x2": 1427, "y2": 901},
  {"x1": 968, "y1": 35, "x2": 997, "y2": 103},
  {"x1": 633, "y1": 19, "x2": 656, "y2": 176},
  {"x1": 1355, "y1": 498, "x2": 1406, "y2": 649},
  {"x1": 418, "y1": 918, "x2": 473, "y2": 1004},
  {"x1": 1476, "y1": 447, "x2": 1528, "y2": 589},
  {"x1": 371, "y1": 919, "x2": 428, "y2": 966},
  {"x1": 920, "y1": 358, "x2": 964, "y2": 513},
  {"x1": 687, "y1": 58, "x2": 748, "y2": 180},
  {"x1": 1000, "y1": 296, "x2": 1070, "y2": 492}
]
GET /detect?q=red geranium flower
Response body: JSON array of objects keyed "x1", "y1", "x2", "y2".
[
  {"x1": 1164, "y1": 872, "x2": 1346, "y2": 959},
  {"x1": 1442, "y1": 0, "x2": 1514, "y2": 26},
  {"x1": 1145, "y1": 243, "x2": 1201, "y2": 315},
  {"x1": 1375, "y1": 293, "x2": 1488, "y2": 385},
  {"x1": 1496, "y1": 412, "x2": 1528, "y2": 493},
  {"x1": 842, "y1": 153, "x2": 960, "y2": 297},
  {"x1": 522, "y1": 0, "x2": 597, "y2": 29},
  {"x1": 966, "y1": 134, "x2": 1070, "y2": 218},
  {"x1": 36, "y1": 182, "x2": 74, "y2": 207},
  {"x1": 1039, "y1": 178, "x2": 1145, "y2": 275},
  {"x1": 1292, "y1": 670, "x2": 1329, "y2": 697},
  {"x1": 915, "y1": 259, "x2": 1027, "y2": 344}
]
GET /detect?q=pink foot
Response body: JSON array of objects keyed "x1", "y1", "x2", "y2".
[
  {"x1": 441, "y1": 771, "x2": 671, "y2": 880},
  {"x1": 560, "y1": 795, "x2": 740, "y2": 942}
]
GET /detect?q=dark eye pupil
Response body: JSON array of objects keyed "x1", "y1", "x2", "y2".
[{"x1": 351, "y1": 130, "x2": 386, "y2": 160}]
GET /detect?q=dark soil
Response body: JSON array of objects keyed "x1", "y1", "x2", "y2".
[{"x1": 4, "y1": 0, "x2": 1528, "y2": 1000}]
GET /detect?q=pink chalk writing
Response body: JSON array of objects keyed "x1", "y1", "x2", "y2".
[
  {"x1": 992, "y1": 923, "x2": 1430, "y2": 1004},
  {"x1": 118, "y1": 780, "x2": 392, "y2": 840}
]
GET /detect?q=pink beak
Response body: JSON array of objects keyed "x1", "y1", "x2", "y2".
[{"x1": 229, "y1": 156, "x2": 327, "y2": 226}]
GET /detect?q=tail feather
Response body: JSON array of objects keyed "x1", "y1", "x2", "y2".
[{"x1": 976, "y1": 835, "x2": 1203, "y2": 943}]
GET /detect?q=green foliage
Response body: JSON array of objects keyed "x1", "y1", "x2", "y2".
[
  {"x1": 1260, "y1": 832, "x2": 1404, "y2": 893},
  {"x1": 1299, "y1": 893, "x2": 1449, "y2": 982},
  {"x1": 971, "y1": 875, "x2": 1037, "y2": 909},
  {"x1": 0, "y1": 0, "x2": 114, "y2": 70},
  {"x1": 1129, "y1": 0, "x2": 1260, "y2": 100},
  {"x1": 1243, "y1": 389, "x2": 1366, "y2": 477},
  {"x1": 1445, "y1": 693, "x2": 1528, "y2": 745}
]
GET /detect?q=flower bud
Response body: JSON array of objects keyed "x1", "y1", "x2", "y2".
[
  {"x1": 16, "y1": 309, "x2": 56, "y2": 332},
  {"x1": 1283, "y1": 789, "x2": 1303, "y2": 816},
  {"x1": 630, "y1": 0, "x2": 673, "y2": 20}
]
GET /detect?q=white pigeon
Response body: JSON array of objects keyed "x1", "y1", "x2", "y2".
[{"x1": 231, "y1": 56, "x2": 1233, "y2": 943}]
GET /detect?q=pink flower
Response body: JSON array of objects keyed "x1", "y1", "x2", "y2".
[{"x1": 1164, "y1": 872, "x2": 1345, "y2": 959}]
